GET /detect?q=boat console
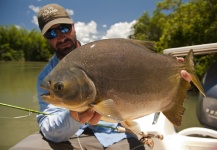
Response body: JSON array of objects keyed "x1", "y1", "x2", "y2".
[{"x1": 197, "y1": 61, "x2": 217, "y2": 130}]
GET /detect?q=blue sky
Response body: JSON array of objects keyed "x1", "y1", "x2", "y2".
[{"x1": 0, "y1": 0, "x2": 188, "y2": 44}]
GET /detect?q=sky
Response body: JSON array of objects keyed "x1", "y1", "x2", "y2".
[{"x1": 0, "y1": 0, "x2": 187, "y2": 44}]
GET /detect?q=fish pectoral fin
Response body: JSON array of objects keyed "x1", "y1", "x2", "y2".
[
  {"x1": 163, "y1": 79, "x2": 189, "y2": 126},
  {"x1": 91, "y1": 99, "x2": 124, "y2": 122}
]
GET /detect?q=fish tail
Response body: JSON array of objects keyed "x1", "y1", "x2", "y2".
[
  {"x1": 163, "y1": 50, "x2": 206, "y2": 126},
  {"x1": 163, "y1": 79, "x2": 190, "y2": 126},
  {"x1": 185, "y1": 49, "x2": 206, "y2": 97}
]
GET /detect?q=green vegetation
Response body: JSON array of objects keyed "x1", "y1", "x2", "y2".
[
  {"x1": 129, "y1": 0, "x2": 217, "y2": 79},
  {"x1": 0, "y1": 25, "x2": 53, "y2": 61},
  {"x1": 0, "y1": 0, "x2": 217, "y2": 79}
]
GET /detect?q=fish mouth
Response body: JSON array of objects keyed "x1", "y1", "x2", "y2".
[
  {"x1": 40, "y1": 81, "x2": 52, "y2": 100},
  {"x1": 41, "y1": 92, "x2": 51, "y2": 100},
  {"x1": 41, "y1": 92, "x2": 50, "y2": 96},
  {"x1": 40, "y1": 92, "x2": 58, "y2": 104}
]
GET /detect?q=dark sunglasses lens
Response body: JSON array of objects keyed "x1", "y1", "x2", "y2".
[
  {"x1": 45, "y1": 29, "x2": 57, "y2": 39},
  {"x1": 59, "y1": 24, "x2": 72, "y2": 33},
  {"x1": 44, "y1": 24, "x2": 71, "y2": 39}
]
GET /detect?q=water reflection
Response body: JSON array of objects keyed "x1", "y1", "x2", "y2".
[{"x1": 0, "y1": 62, "x2": 46, "y2": 150}]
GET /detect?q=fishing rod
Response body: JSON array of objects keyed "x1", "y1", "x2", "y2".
[
  {"x1": 0, "y1": 102, "x2": 49, "y2": 115},
  {"x1": 0, "y1": 102, "x2": 125, "y2": 131}
]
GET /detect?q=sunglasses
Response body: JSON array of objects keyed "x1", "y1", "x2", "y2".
[{"x1": 44, "y1": 24, "x2": 72, "y2": 39}]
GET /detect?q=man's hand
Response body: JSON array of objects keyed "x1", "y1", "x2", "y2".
[
  {"x1": 70, "y1": 108, "x2": 101, "y2": 125},
  {"x1": 176, "y1": 57, "x2": 192, "y2": 82}
]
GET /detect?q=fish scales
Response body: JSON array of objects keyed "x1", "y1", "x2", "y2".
[
  {"x1": 41, "y1": 38, "x2": 205, "y2": 136},
  {"x1": 61, "y1": 39, "x2": 184, "y2": 114}
]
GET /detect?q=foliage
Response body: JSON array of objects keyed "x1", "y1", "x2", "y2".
[
  {"x1": 129, "y1": 0, "x2": 217, "y2": 80},
  {"x1": 0, "y1": 25, "x2": 52, "y2": 61},
  {"x1": 1, "y1": 0, "x2": 217, "y2": 79}
]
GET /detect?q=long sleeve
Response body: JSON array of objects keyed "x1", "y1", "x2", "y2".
[
  {"x1": 36, "y1": 55, "x2": 82, "y2": 142},
  {"x1": 37, "y1": 106, "x2": 82, "y2": 142}
]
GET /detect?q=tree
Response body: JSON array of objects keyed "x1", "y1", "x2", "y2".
[
  {"x1": 129, "y1": 0, "x2": 217, "y2": 79},
  {"x1": 0, "y1": 25, "x2": 52, "y2": 61}
]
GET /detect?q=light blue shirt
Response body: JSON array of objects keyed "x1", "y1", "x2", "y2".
[{"x1": 36, "y1": 54, "x2": 134, "y2": 147}]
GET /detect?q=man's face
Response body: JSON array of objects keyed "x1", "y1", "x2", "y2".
[{"x1": 45, "y1": 23, "x2": 78, "y2": 59}]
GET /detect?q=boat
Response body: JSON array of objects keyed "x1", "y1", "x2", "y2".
[{"x1": 134, "y1": 43, "x2": 217, "y2": 150}]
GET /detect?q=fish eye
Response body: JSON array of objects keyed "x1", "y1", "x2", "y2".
[{"x1": 54, "y1": 82, "x2": 64, "y2": 91}]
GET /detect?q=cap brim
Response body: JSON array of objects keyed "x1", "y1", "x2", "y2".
[{"x1": 41, "y1": 18, "x2": 73, "y2": 35}]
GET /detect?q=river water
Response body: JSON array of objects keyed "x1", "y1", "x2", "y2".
[
  {"x1": 0, "y1": 61, "x2": 202, "y2": 149},
  {"x1": 0, "y1": 62, "x2": 46, "y2": 150}
]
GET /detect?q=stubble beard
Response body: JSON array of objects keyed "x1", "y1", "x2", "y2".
[{"x1": 53, "y1": 36, "x2": 78, "y2": 59}]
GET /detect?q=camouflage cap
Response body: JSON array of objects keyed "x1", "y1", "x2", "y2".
[{"x1": 38, "y1": 4, "x2": 73, "y2": 35}]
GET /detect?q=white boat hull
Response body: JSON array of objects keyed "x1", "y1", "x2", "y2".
[{"x1": 134, "y1": 113, "x2": 217, "y2": 150}]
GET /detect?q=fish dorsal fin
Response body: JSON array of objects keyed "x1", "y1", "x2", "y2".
[
  {"x1": 91, "y1": 99, "x2": 124, "y2": 122},
  {"x1": 185, "y1": 49, "x2": 206, "y2": 97},
  {"x1": 163, "y1": 79, "x2": 191, "y2": 126},
  {"x1": 132, "y1": 40, "x2": 156, "y2": 53}
]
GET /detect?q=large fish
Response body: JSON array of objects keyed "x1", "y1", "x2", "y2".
[{"x1": 41, "y1": 38, "x2": 205, "y2": 137}]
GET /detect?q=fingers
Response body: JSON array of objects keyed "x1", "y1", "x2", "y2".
[
  {"x1": 176, "y1": 57, "x2": 192, "y2": 82},
  {"x1": 70, "y1": 108, "x2": 101, "y2": 125},
  {"x1": 176, "y1": 57, "x2": 184, "y2": 62},
  {"x1": 70, "y1": 111, "x2": 81, "y2": 122},
  {"x1": 88, "y1": 112, "x2": 102, "y2": 125},
  {"x1": 79, "y1": 109, "x2": 95, "y2": 124},
  {"x1": 180, "y1": 70, "x2": 192, "y2": 82}
]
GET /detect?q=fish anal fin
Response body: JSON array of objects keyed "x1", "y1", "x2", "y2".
[
  {"x1": 121, "y1": 120, "x2": 143, "y2": 137},
  {"x1": 163, "y1": 79, "x2": 190, "y2": 126},
  {"x1": 91, "y1": 99, "x2": 124, "y2": 122}
]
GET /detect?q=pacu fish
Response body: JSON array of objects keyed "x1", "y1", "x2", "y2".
[{"x1": 41, "y1": 38, "x2": 205, "y2": 136}]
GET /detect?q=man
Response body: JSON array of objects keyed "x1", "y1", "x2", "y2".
[{"x1": 10, "y1": 3, "x2": 191, "y2": 150}]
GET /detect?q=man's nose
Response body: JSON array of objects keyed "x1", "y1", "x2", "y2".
[{"x1": 56, "y1": 30, "x2": 66, "y2": 41}]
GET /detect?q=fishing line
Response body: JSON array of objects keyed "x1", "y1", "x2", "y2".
[
  {"x1": 76, "y1": 135, "x2": 84, "y2": 150},
  {"x1": 0, "y1": 112, "x2": 32, "y2": 119}
]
